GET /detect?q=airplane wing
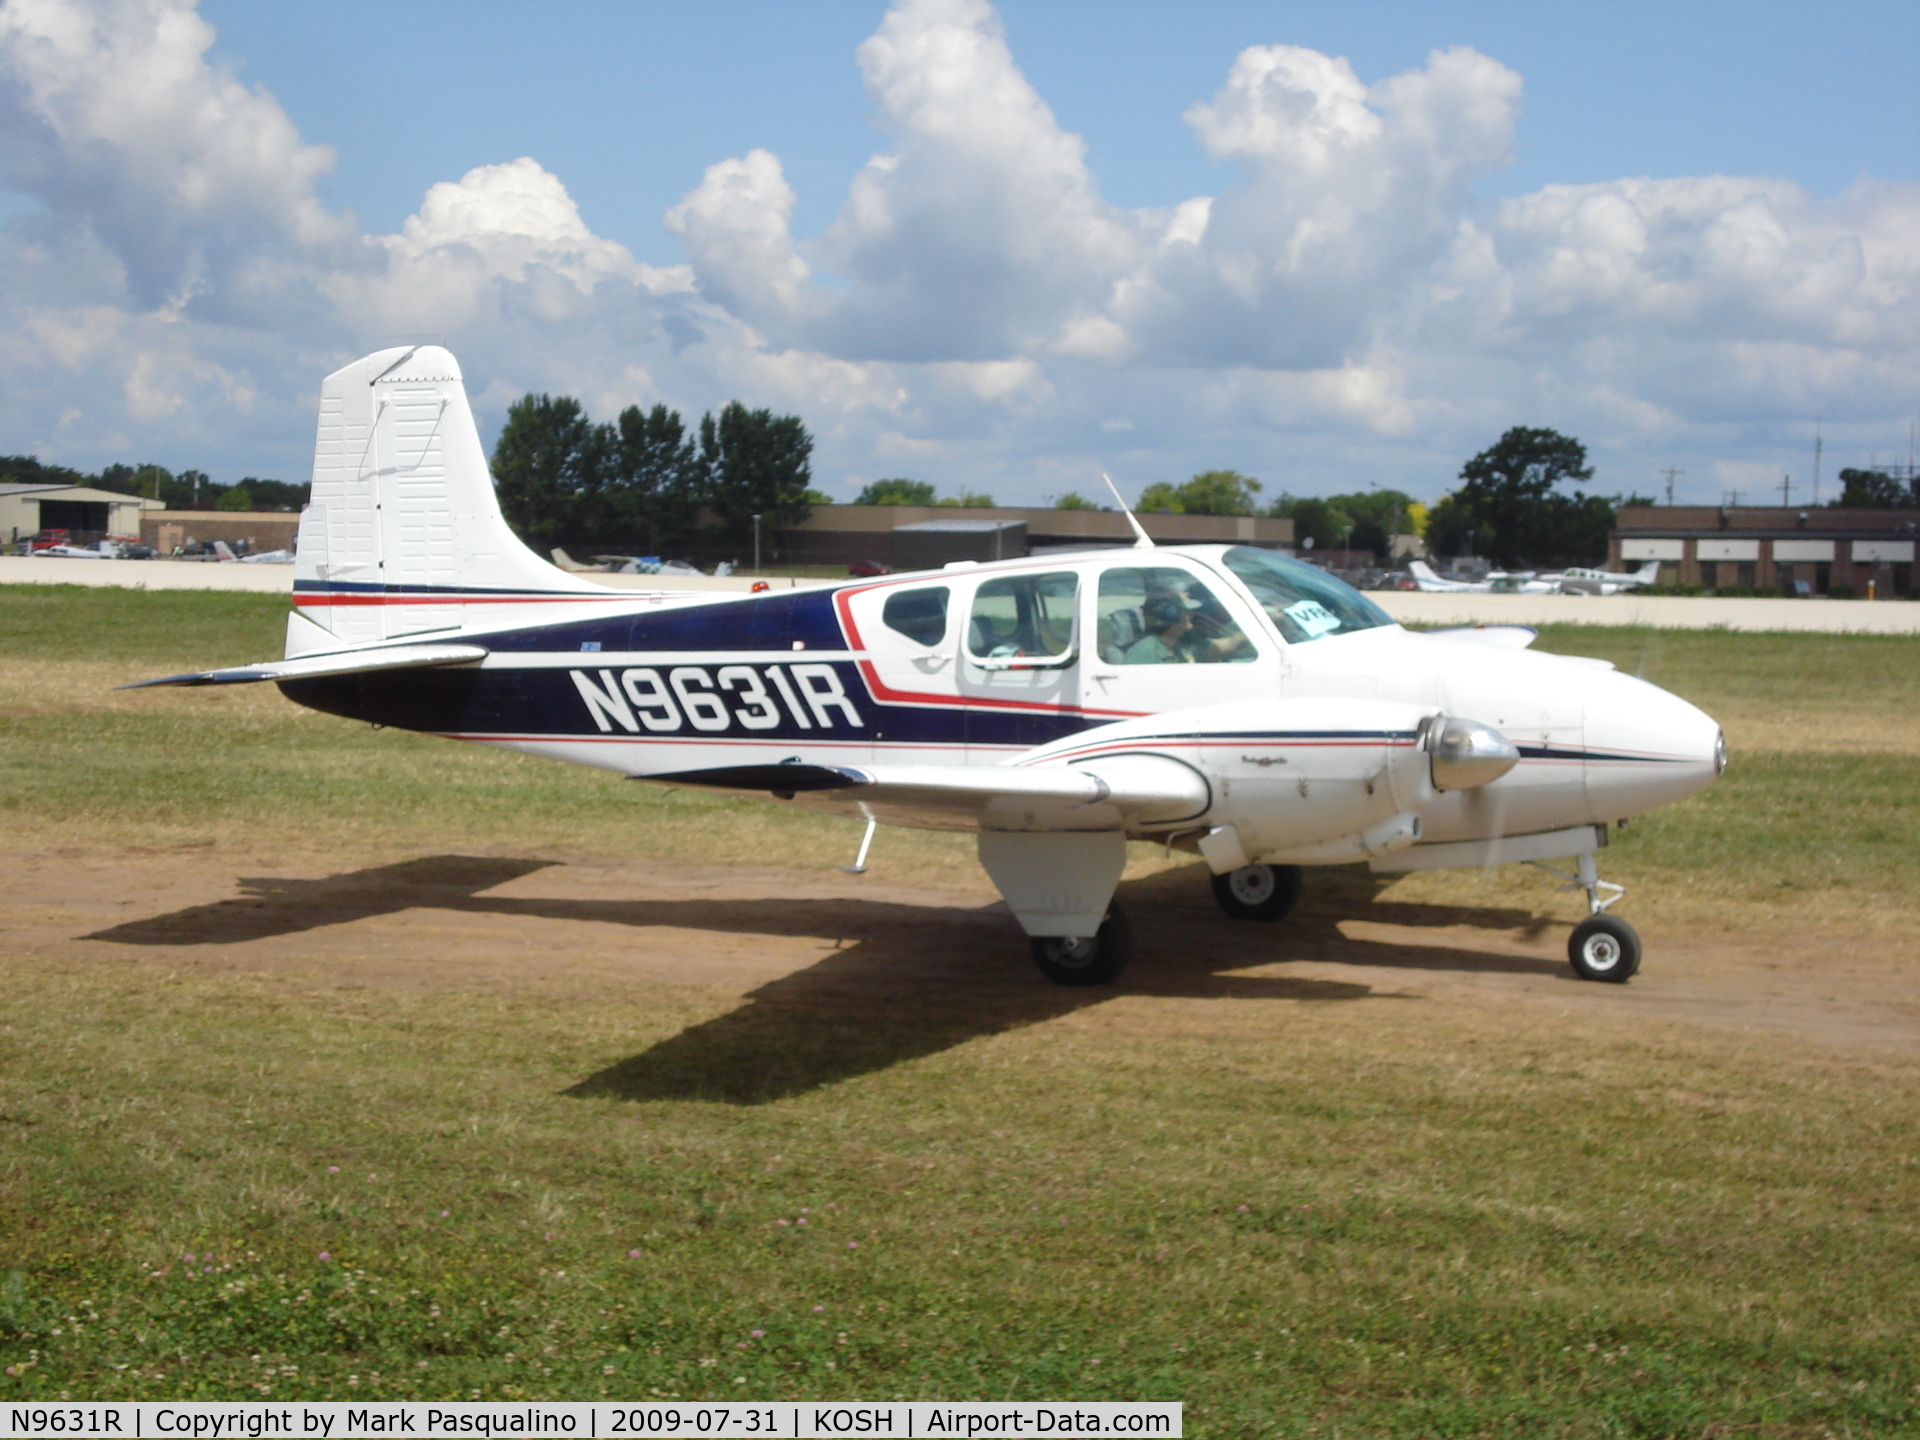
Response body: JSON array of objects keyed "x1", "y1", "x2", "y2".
[
  {"x1": 122, "y1": 642, "x2": 489, "y2": 689},
  {"x1": 651, "y1": 755, "x2": 1210, "y2": 832}
]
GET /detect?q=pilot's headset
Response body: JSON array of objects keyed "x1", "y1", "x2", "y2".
[{"x1": 1141, "y1": 594, "x2": 1188, "y2": 631}]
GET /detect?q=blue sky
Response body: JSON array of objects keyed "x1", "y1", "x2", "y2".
[
  {"x1": 202, "y1": 1, "x2": 1919, "y2": 262},
  {"x1": 3, "y1": 0, "x2": 1917, "y2": 507}
]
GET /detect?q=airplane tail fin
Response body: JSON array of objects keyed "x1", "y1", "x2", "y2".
[
  {"x1": 1408, "y1": 560, "x2": 1441, "y2": 583},
  {"x1": 291, "y1": 345, "x2": 606, "y2": 655}
]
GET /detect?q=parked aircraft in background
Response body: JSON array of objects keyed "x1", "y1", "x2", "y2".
[
  {"x1": 1409, "y1": 560, "x2": 1662, "y2": 597},
  {"x1": 1408, "y1": 560, "x2": 1559, "y2": 595},
  {"x1": 1557, "y1": 563, "x2": 1661, "y2": 595},
  {"x1": 133, "y1": 347, "x2": 1725, "y2": 988}
]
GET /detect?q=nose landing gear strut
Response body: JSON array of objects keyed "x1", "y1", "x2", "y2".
[{"x1": 1531, "y1": 852, "x2": 1641, "y2": 983}]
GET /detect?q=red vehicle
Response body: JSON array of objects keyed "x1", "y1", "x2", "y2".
[
  {"x1": 848, "y1": 558, "x2": 893, "y2": 577},
  {"x1": 26, "y1": 528, "x2": 71, "y2": 553}
]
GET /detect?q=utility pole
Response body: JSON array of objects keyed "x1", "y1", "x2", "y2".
[
  {"x1": 752, "y1": 513, "x2": 762, "y2": 574},
  {"x1": 1660, "y1": 467, "x2": 1684, "y2": 505},
  {"x1": 1725, "y1": 488, "x2": 1743, "y2": 509},
  {"x1": 1779, "y1": 473, "x2": 1792, "y2": 506},
  {"x1": 1812, "y1": 421, "x2": 1823, "y2": 506}
]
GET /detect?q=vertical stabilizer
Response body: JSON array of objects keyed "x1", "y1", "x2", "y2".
[{"x1": 291, "y1": 346, "x2": 606, "y2": 653}]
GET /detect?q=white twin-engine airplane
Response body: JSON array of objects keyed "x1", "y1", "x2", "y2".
[
  {"x1": 1408, "y1": 559, "x2": 1661, "y2": 596},
  {"x1": 136, "y1": 347, "x2": 1726, "y2": 987}
]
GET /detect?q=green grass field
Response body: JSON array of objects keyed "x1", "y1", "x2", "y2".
[{"x1": 3, "y1": 585, "x2": 1919, "y2": 1436}]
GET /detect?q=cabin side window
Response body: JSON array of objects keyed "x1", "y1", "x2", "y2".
[
  {"x1": 967, "y1": 572, "x2": 1078, "y2": 662},
  {"x1": 881, "y1": 586, "x2": 950, "y2": 646}
]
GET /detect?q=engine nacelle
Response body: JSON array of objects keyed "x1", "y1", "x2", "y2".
[{"x1": 1026, "y1": 697, "x2": 1439, "y2": 868}]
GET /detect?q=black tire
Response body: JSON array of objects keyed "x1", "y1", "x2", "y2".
[
  {"x1": 1209, "y1": 863, "x2": 1304, "y2": 922},
  {"x1": 1568, "y1": 914, "x2": 1641, "y2": 983},
  {"x1": 1031, "y1": 904, "x2": 1133, "y2": 986}
]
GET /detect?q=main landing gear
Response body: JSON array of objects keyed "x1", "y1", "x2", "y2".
[
  {"x1": 1533, "y1": 851, "x2": 1641, "y2": 983},
  {"x1": 1209, "y1": 863, "x2": 1305, "y2": 923},
  {"x1": 1031, "y1": 905, "x2": 1133, "y2": 986}
]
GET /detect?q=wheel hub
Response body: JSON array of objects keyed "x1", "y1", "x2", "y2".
[
  {"x1": 1226, "y1": 866, "x2": 1275, "y2": 905},
  {"x1": 1043, "y1": 935, "x2": 1097, "y2": 969}
]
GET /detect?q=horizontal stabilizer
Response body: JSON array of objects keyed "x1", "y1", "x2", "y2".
[
  {"x1": 123, "y1": 642, "x2": 488, "y2": 689},
  {"x1": 652, "y1": 755, "x2": 1208, "y2": 831}
]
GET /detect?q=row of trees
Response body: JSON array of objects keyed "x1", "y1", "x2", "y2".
[
  {"x1": 1035, "y1": 434, "x2": 1628, "y2": 567},
  {"x1": 12, "y1": 408, "x2": 1907, "y2": 569},
  {"x1": 491, "y1": 395, "x2": 820, "y2": 558},
  {"x1": 1835, "y1": 467, "x2": 1920, "y2": 508},
  {"x1": 0, "y1": 454, "x2": 306, "y2": 511},
  {"x1": 854, "y1": 478, "x2": 996, "y2": 507}
]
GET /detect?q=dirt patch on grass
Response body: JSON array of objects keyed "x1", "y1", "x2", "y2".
[{"x1": 11, "y1": 844, "x2": 1918, "y2": 1073}]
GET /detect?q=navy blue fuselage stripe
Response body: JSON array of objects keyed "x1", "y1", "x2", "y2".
[
  {"x1": 478, "y1": 589, "x2": 850, "y2": 654},
  {"x1": 279, "y1": 661, "x2": 1090, "y2": 749},
  {"x1": 1516, "y1": 745, "x2": 1685, "y2": 763}
]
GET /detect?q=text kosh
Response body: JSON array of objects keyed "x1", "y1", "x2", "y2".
[{"x1": 569, "y1": 665, "x2": 863, "y2": 734}]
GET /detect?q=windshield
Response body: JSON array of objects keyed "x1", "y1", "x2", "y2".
[{"x1": 1221, "y1": 547, "x2": 1394, "y2": 645}]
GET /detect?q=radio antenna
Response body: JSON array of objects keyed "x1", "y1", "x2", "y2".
[{"x1": 1101, "y1": 472, "x2": 1155, "y2": 548}]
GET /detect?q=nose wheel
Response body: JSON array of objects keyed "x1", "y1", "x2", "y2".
[
  {"x1": 1532, "y1": 851, "x2": 1640, "y2": 983},
  {"x1": 1568, "y1": 913, "x2": 1641, "y2": 982}
]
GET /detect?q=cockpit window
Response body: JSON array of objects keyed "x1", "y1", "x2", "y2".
[
  {"x1": 1221, "y1": 547, "x2": 1394, "y2": 645},
  {"x1": 1096, "y1": 566, "x2": 1257, "y2": 665}
]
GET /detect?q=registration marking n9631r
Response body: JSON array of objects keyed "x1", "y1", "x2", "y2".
[{"x1": 570, "y1": 664, "x2": 863, "y2": 734}]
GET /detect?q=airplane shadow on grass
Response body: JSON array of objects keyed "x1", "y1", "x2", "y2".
[{"x1": 88, "y1": 855, "x2": 1570, "y2": 1105}]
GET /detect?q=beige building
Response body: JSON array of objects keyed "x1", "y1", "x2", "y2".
[
  {"x1": 1609, "y1": 505, "x2": 1917, "y2": 596},
  {"x1": 1, "y1": 483, "x2": 157, "y2": 545},
  {"x1": 784, "y1": 504, "x2": 1293, "y2": 569}
]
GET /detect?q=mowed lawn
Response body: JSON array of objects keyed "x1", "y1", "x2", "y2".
[{"x1": 2, "y1": 584, "x2": 1918, "y2": 1436}]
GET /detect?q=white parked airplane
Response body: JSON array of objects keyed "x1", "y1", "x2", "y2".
[
  {"x1": 1407, "y1": 560, "x2": 1559, "y2": 595},
  {"x1": 133, "y1": 347, "x2": 1725, "y2": 987}
]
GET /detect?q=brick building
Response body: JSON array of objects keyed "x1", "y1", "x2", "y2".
[{"x1": 1609, "y1": 505, "x2": 1917, "y2": 596}]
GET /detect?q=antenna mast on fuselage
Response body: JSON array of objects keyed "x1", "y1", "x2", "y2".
[{"x1": 1101, "y1": 472, "x2": 1155, "y2": 549}]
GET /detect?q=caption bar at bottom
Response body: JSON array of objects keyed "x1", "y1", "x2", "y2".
[{"x1": 2, "y1": 1403, "x2": 1181, "y2": 1440}]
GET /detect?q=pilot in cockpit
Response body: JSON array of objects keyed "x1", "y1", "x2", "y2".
[{"x1": 1121, "y1": 592, "x2": 1253, "y2": 664}]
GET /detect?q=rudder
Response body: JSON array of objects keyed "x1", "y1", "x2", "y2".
[{"x1": 291, "y1": 345, "x2": 604, "y2": 654}]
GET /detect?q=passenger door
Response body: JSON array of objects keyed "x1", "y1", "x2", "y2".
[
  {"x1": 956, "y1": 569, "x2": 1083, "y2": 761},
  {"x1": 841, "y1": 581, "x2": 965, "y2": 763}
]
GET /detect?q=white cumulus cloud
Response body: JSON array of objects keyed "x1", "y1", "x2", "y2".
[{"x1": 0, "y1": 0, "x2": 1913, "y2": 505}]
